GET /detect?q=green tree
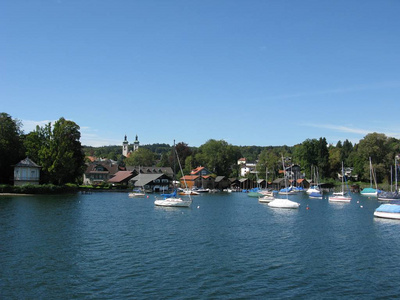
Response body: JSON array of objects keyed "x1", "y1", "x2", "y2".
[
  {"x1": 0, "y1": 113, "x2": 25, "y2": 184},
  {"x1": 317, "y1": 137, "x2": 330, "y2": 179},
  {"x1": 125, "y1": 148, "x2": 156, "y2": 166},
  {"x1": 328, "y1": 145, "x2": 341, "y2": 179},
  {"x1": 257, "y1": 148, "x2": 280, "y2": 181},
  {"x1": 355, "y1": 133, "x2": 394, "y2": 183},
  {"x1": 196, "y1": 139, "x2": 240, "y2": 176},
  {"x1": 24, "y1": 118, "x2": 85, "y2": 185}
]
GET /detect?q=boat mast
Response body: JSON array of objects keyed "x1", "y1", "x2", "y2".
[
  {"x1": 369, "y1": 157, "x2": 373, "y2": 188},
  {"x1": 396, "y1": 155, "x2": 399, "y2": 192},
  {"x1": 282, "y1": 155, "x2": 288, "y2": 199},
  {"x1": 173, "y1": 140, "x2": 176, "y2": 190},
  {"x1": 341, "y1": 161, "x2": 345, "y2": 194}
]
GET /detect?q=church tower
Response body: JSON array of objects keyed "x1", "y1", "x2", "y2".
[
  {"x1": 133, "y1": 135, "x2": 140, "y2": 152},
  {"x1": 122, "y1": 135, "x2": 129, "y2": 157}
]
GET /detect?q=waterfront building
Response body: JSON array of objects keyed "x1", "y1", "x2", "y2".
[{"x1": 13, "y1": 157, "x2": 41, "y2": 186}]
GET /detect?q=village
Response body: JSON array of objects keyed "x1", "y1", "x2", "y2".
[{"x1": 81, "y1": 135, "x2": 313, "y2": 193}]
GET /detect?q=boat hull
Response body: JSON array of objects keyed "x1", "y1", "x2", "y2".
[
  {"x1": 329, "y1": 196, "x2": 351, "y2": 202},
  {"x1": 129, "y1": 193, "x2": 145, "y2": 198},
  {"x1": 268, "y1": 199, "x2": 300, "y2": 209},
  {"x1": 374, "y1": 211, "x2": 400, "y2": 220},
  {"x1": 154, "y1": 198, "x2": 191, "y2": 207},
  {"x1": 258, "y1": 196, "x2": 274, "y2": 203}
]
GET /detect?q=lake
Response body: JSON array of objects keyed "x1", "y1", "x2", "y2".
[{"x1": 1, "y1": 191, "x2": 399, "y2": 299}]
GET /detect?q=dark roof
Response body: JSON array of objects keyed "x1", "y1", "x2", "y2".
[
  {"x1": 125, "y1": 166, "x2": 173, "y2": 176},
  {"x1": 131, "y1": 174, "x2": 166, "y2": 187},
  {"x1": 85, "y1": 160, "x2": 121, "y2": 175},
  {"x1": 215, "y1": 176, "x2": 226, "y2": 182},
  {"x1": 108, "y1": 171, "x2": 134, "y2": 183},
  {"x1": 14, "y1": 157, "x2": 41, "y2": 168}
]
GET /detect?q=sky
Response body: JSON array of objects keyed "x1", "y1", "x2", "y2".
[{"x1": 1, "y1": 0, "x2": 400, "y2": 148}]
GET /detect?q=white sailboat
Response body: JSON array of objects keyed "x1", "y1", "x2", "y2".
[
  {"x1": 361, "y1": 157, "x2": 379, "y2": 197},
  {"x1": 268, "y1": 155, "x2": 300, "y2": 209},
  {"x1": 154, "y1": 141, "x2": 192, "y2": 207},
  {"x1": 306, "y1": 165, "x2": 321, "y2": 195},
  {"x1": 329, "y1": 162, "x2": 351, "y2": 202}
]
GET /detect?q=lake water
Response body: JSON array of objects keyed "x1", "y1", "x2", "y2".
[{"x1": 1, "y1": 191, "x2": 399, "y2": 299}]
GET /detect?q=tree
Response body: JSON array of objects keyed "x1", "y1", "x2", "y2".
[
  {"x1": 0, "y1": 113, "x2": 25, "y2": 184},
  {"x1": 196, "y1": 139, "x2": 240, "y2": 176},
  {"x1": 317, "y1": 137, "x2": 330, "y2": 179},
  {"x1": 24, "y1": 118, "x2": 86, "y2": 185},
  {"x1": 355, "y1": 133, "x2": 393, "y2": 183},
  {"x1": 328, "y1": 145, "x2": 341, "y2": 179},
  {"x1": 257, "y1": 148, "x2": 280, "y2": 181},
  {"x1": 125, "y1": 148, "x2": 156, "y2": 166}
]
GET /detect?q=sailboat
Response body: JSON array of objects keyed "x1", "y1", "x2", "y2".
[
  {"x1": 268, "y1": 155, "x2": 300, "y2": 209},
  {"x1": 329, "y1": 162, "x2": 351, "y2": 202},
  {"x1": 361, "y1": 157, "x2": 379, "y2": 197},
  {"x1": 378, "y1": 156, "x2": 400, "y2": 201},
  {"x1": 154, "y1": 141, "x2": 192, "y2": 207},
  {"x1": 306, "y1": 165, "x2": 321, "y2": 195}
]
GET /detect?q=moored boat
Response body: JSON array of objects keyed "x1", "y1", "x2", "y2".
[
  {"x1": 268, "y1": 155, "x2": 300, "y2": 209},
  {"x1": 268, "y1": 198, "x2": 300, "y2": 209},
  {"x1": 154, "y1": 141, "x2": 192, "y2": 208},
  {"x1": 374, "y1": 203, "x2": 400, "y2": 219},
  {"x1": 361, "y1": 157, "x2": 379, "y2": 197},
  {"x1": 378, "y1": 191, "x2": 400, "y2": 201},
  {"x1": 329, "y1": 194, "x2": 351, "y2": 202},
  {"x1": 309, "y1": 191, "x2": 323, "y2": 199},
  {"x1": 258, "y1": 195, "x2": 275, "y2": 203},
  {"x1": 329, "y1": 162, "x2": 352, "y2": 202}
]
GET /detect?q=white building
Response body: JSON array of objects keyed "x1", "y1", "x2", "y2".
[{"x1": 14, "y1": 157, "x2": 41, "y2": 186}]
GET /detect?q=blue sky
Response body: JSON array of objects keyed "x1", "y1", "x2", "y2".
[{"x1": 1, "y1": 0, "x2": 400, "y2": 147}]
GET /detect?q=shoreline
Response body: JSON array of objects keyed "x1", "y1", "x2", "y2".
[{"x1": 0, "y1": 193, "x2": 34, "y2": 196}]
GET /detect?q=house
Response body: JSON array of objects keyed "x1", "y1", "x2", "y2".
[
  {"x1": 237, "y1": 158, "x2": 246, "y2": 165},
  {"x1": 214, "y1": 176, "x2": 230, "y2": 190},
  {"x1": 181, "y1": 175, "x2": 215, "y2": 190},
  {"x1": 130, "y1": 173, "x2": 171, "y2": 193},
  {"x1": 282, "y1": 164, "x2": 302, "y2": 181},
  {"x1": 13, "y1": 157, "x2": 41, "y2": 186},
  {"x1": 190, "y1": 166, "x2": 212, "y2": 176},
  {"x1": 271, "y1": 178, "x2": 291, "y2": 190},
  {"x1": 108, "y1": 171, "x2": 135, "y2": 185},
  {"x1": 238, "y1": 158, "x2": 257, "y2": 177},
  {"x1": 296, "y1": 178, "x2": 310, "y2": 189},
  {"x1": 229, "y1": 178, "x2": 240, "y2": 190},
  {"x1": 83, "y1": 159, "x2": 123, "y2": 185},
  {"x1": 126, "y1": 166, "x2": 173, "y2": 178},
  {"x1": 181, "y1": 166, "x2": 215, "y2": 189},
  {"x1": 338, "y1": 167, "x2": 358, "y2": 181}
]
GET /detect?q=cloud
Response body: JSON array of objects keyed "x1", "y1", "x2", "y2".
[
  {"x1": 22, "y1": 119, "x2": 55, "y2": 133},
  {"x1": 80, "y1": 127, "x2": 121, "y2": 147},
  {"x1": 22, "y1": 120, "x2": 121, "y2": 147},
  {"x1": 266, "y1": 81, "x2": 400, "y2": 100},
  {"x1": 305, "y1": 123, "x2": 371, "y2": 135},
  {"x1": 303, "y1": 123, "x2": 400, "y2": 140}
]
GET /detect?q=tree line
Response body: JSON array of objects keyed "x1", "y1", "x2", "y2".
[
  {"x1": 1, "y1": 112, "x2": 399, "y2": 186},
  {"x1": 0, "y1": 113, "x2": 85, "y2": 185}
]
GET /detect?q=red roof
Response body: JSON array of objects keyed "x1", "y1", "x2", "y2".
[{"x1": 190, "y1": 166, "x2": 205, "y2": 175}]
